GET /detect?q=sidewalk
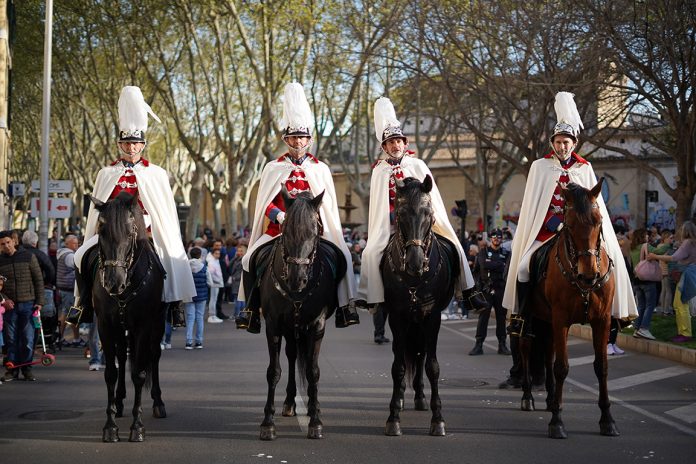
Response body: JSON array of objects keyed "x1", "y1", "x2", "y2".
[{"x1": 569, "y1": 324, "x2": 696, "y2": 366}]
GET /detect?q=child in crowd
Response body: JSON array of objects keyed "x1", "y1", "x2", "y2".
[
  {"x1": 185, "y1": 247, "x2": 210, "y2": 349},
  {"x1": 0, "y1": 275, "x2": 12, "y2": 384}
]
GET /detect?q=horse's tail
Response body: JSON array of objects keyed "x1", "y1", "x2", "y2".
[
  {"x1": 296, "y1": 334, "x2": 308, "y2": 389},
  {"x1": 404, "y1": 322, "x2": 424, "y2": 387}
]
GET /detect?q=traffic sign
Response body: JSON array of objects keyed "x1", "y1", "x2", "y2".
[
  {"x1": 30, "y1": 179, "x2": 73, "y2": 194},
  {"x1": 29, "y1": 197, "x2": 73, "y2": 219},
  {"x1": 9, "y1": 182, "x2": 25, "y2": 197}
]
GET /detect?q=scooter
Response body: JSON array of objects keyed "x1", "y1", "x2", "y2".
[{"x1": 4, "y1": 309, "x2": 56, "y2": 370}]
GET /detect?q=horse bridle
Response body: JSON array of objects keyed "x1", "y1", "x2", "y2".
[
  {"x1": 99, "y1": 219, "x2": 139, "y2": 296},
  {"x1": 393, "y1": 209, "x2": 435, "y2": 273},
  {"x1": 554, "y1": 201, "x2": 614, "y2": 317}
]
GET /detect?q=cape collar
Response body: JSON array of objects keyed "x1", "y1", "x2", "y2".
[
  {"x1": 111, "y1": 158, "x2": 150, "y2": 168},
  {"x1": 543, "y1": 152, "x2": 588, "y2": 165},
  {"x1": 278, "y1": 153, "x2": 319, "y2": 165}
]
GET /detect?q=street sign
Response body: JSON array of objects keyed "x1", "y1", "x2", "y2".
[
  {"x1": 29, "y1": 197, "x2": 72, "y2": 219},
  {"x1": 30, "y1": 179, "x2": 73, "y2": 194},
  {"x1": 9, "y1": 182, "x2": 25, "y2": 197}
]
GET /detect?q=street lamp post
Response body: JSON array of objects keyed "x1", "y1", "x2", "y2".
[{"x1": 38, "y1": 0, "x2": 54, "y2": 253}]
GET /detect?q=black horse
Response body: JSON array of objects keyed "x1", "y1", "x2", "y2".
[
  {"x1": 380, "y1": 176, "x2": 460, "y2": 436},
  {"x1": 254, "y1": 189, "x2": 346, "y2": 440},
  {"x1": 90, "y1": 192, "x2": 167, "y2": 442}
]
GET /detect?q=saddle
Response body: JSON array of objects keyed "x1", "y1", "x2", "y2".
[{"x1": 530, "y1": 234, "x2": 560, "y2": 285}]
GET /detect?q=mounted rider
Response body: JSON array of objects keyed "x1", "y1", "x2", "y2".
[
  {"x1": 356, "y1": 97, "x2": 488, "y2": 313},
  {"x1": 235, "y1": 82, "x2": 359, "y2": 333},
  {"x1": 68, "y1": 86, "x2": 195, "y2": 325},
  {"x1": 503, "y1": 91, "x2": 637, "y2": 337}
]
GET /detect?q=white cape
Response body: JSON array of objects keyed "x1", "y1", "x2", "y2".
[
  {"x1": 81, "y1": 161, "x2": 196, "y2": 303},
  {"x1": 502, "y1": 155, "x2": 637, "y2": 319},
  {"x1": 240, "y1": 155, "x2": 356, "y2": 307},
  {"x1": 358, "y1": 155, "x2": 475, "y2": 304}
]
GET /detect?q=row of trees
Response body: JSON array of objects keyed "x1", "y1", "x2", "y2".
[{"x1": 11, "y1": 0, "x2": 696, "y2": 237}]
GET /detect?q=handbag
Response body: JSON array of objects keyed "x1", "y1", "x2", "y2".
[{"x1": 634, "y1": 244, "x2": 661, "y2": 282}]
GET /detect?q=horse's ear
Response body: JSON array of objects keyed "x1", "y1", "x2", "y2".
[
  {"x1": 310, "y1": 190, "x2": 325, "y2": 211},
  {"x1": 421, "y1": 175, "x2": 433, "y2": 193},
  {"x1": 90, "y1": 195, "x2": 106, "y2": 212},
  {"x1": 590, "y1": 177, "x2": 604, "y2": 201}
]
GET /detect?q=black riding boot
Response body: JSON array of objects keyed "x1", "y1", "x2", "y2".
[
  {"x1": 235, "y1": 270, "x2": 261, "y2": 334},
  {"x1": 461, "y1": 286, "x2": 491, "y2": 314},
  {"x1": 507, "y1": 280, "x2": 533, "y2": 338},
  {"x1": 169, "y1": 301, "x2": 186, "y2": 328},
  {"x1": 335, "y1": 304, "x2": 360, "y2": 328},
  {"x1": 66, "y1": 268, "x2": 93, "y2": 325},
  {"x1": 468, "y1": 338, "x2": 484, "y2": 356}
]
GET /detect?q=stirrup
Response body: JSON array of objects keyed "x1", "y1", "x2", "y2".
[
  {"x1": 65, "y1": 306, "x2": 83, "y2": 326},
  {"x1": 235, "y1": 309, "x2": 252, "y2": 330},
  {"x1": 507, "y1": 314, "x2": 525, "y2": 337}
]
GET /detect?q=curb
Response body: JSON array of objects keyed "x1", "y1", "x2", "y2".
[{"x1": 569, "y1": 324, "x2": 696, "y2": 367}]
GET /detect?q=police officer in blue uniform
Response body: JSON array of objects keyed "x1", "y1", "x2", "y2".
[{"x1": 469, "y1": 228, "x2": 511, "y2": 356}]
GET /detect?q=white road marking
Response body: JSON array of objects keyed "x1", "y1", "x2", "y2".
[
  {"x1": 294, "y1": 394, "x2": 309, "y2": 433},
  {"x1": 665, "y1": 403, "x2": 696, "y2": 424},
  {"x1": 607, "y1": 366, "x2": 691, "y2": 391}
]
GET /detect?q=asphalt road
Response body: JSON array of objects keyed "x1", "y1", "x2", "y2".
[{"x1": 1, "y1": 308, "x2": 694, "y2": 464}]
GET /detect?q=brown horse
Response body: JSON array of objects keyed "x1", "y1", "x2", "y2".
[{"x1": 520, "y1": 178, "x2": 619, "y2": 439}]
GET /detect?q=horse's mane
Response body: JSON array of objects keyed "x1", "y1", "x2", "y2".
[
  {"x1": 101, "y1": 192, "x2": 148, "y2": 242},
  {"x1": 283, "y1": 191, "x2": 318, "y2": 244},
  {"x1": 565, "y1": 183, "x2": 595, "y2": 225},
  {"x1": 397, "y1": 177, "x2": 430, "y2": 211}
]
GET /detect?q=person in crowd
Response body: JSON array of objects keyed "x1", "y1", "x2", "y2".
[
  {"x1": 185, "y1": 247, "x2": 209, "y2": 349},
  {"x1": 56, "y1": 235, "x2": 83, "y2": 347},
  {"x1": 0, "y1": 230, "x2": 44, "y2": 381},
  {"x1": 656, "y1": 231, "x2": 675, "y2": 316},
  {"x1": 0, "y1": 275, "x2": 10, "y2": 384},
  {"x1": 236, "y1": 82, "x2": 358, "y2": 333},
  {"x1": 468, "y1": 228, "x2": 511, "y2": 356},
  {"x1": 630, "y1": 228, "x2": 659, "y2": 340},
  {"x1": 70, "y1": 86, "x2": 195, "y2": 328},
  {"x1": 228, "y1": 244, "x2": 246, "y2": 319},
  {"x1": 206, "y1": 248, "x2": 225, "y2": 324},
  {"x1": 606, "y1": 318, "x2": 625, "y2": 355},
  {"x1": 210, "y1": 239, "x2": 230, "y2": 320},
  {"x1": 503, "y1": 92, "x2": 636, "y2": 338},
  {"x1": 649, "y1": 221, "x2": 696, "y2": 343},
  {"x1": 21, "y1": 231, "x2": 57, "y2": 351},
  {"x1": 357, "y1": 97, "x2": 487, "y2": 315}
]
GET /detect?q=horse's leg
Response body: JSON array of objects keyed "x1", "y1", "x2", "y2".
[
  {"x1": 129, "y1": 335, "x2": 148, "y2": 442},
  {"x1": 413, "y1": 349, "x2": 427, "y2": 411},
  {"x1": 518, "y1": 336, "x2": 535, "y2": 411},
  {"x1": 282, "y1": 336, "x2": 297, "y2": 417},
  {"x1": 548, "y1": 325, "x2": 570, "y2": 439},
  {"x1": 100, "y1": 327, "x2": 120, "y2": 442},
  {"x1": 306, "y1": 321, "x2": 326, "y2": 439},
  {"x1": 151, "y1": 313, "x2": 167, "y2": 418},
  {"x1": 542, "y1": 326, "x2": 556, "y2": 412},
  {"x1": 385, "y1": 318, "x2": 406, "y2": 436},
  {"x1": 593, "y1": 317, "x2": 619, "y2": 436},
  {"x1": 114, "y1": 331, "x2": 128, "y2": 418},
  {"x1": 425, "y1": 316, "x2": 445, "y2": 436},
  {"x1": 260, "y1": 333, "x2": 282, "y2": 441}
]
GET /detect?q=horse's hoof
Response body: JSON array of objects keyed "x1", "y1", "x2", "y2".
[
  {"x1": 600, "y1": 422, "x2": 620, "y2": 437},
  {"x1": 153, "y1": 405, "x2": 167, "y2": 419},
  {"x1": 102, "y1": 427, "x2": 120, "y2": 443},
  {"x1": 429, "y1": 421, "x2": 446, "y2": 436},
  {"x1": 385, "y1": 421, "x2": 402, "y2": 436},
  {"x1": 548, "y1": 424, "x2": 567, "y2": 439},
  {"x1": 129, "y1": 427, "x2": 145, "y2": 442},
  {"x1": 260, "y1": 425, "x2": 277, "y2": 441},
  {"x1": 414, "y1": 398, "x2": 428, "y2": 411},
  {"x1": 282, "y1": 403, "x2": 296, "y2": 417},
  {"x1": 521, "y1": 398, "x2": 535, "y2": 411},
  {"x1": 307, "y1": 424, "x2": 323, "y2": 439}
]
